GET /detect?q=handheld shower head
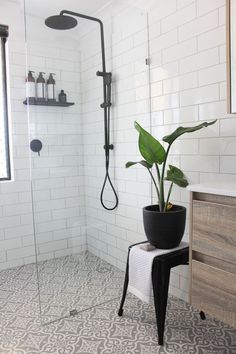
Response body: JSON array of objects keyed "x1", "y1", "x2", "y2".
[{"x1": 45, "y1": 14, "x2": 77, "y2": 30}]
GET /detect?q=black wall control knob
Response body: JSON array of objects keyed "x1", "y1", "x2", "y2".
[{"x1": 30, "y1": 139, "x2": 42, "y2": 156}]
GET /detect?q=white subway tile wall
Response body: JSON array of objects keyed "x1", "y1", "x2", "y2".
[
  {"x1": 80, "y1": 0, "x2": 235, "y2": 302},
  {"x1": 28, "y1": 40, "x2": 86, "y2": 263},
  {"x1": 0, "y1": 0, "x2": 235, "y2": 304},
  {"x1": 0, "y1": 1, "x2": 86, "y2": 270}
]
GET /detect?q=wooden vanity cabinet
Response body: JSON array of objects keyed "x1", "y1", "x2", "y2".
[{"x1": 189, "y1": 191, "x2": 236, "y2": 328}]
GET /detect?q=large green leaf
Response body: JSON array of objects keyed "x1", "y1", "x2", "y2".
[
  {"x1": 163, "y1": 120, "x2": 217, "y2": 146},
  {"x1": 165, "y1": 165, "x2": 188, "y2": 188},
  {"x1": 126, "y1": 160, "x2": 153, "y2": 169},
  {"x1": 134, "y1": 121, "x2": 166, "y2": 164}
]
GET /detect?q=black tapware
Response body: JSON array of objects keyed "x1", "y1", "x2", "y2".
[
  {"x1": 45, "y1": 10, "x2": 118, "y2": 211},
  {"x1": 30, "y1": 139, "x2": 43, "y2": 156}
]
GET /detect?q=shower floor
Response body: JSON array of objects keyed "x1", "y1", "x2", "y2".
[
  {"x1": 0, "y1": 251, "x2": 124, "y2": 325},
  {"x1": 36, "y1": 251, "x2": 124, "y2": 323},
  {"x1": 0, "y1": 251, "x2": 235, "y2": 353}
]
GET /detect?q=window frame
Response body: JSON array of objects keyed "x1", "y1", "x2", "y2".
[{"x1": 0, "y1": 24, "x2": 11, "y2": 181}]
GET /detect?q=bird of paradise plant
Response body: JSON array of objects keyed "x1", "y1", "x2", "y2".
[{"x1": 126, "y1": 120, "x2": 216, "y2": 212}]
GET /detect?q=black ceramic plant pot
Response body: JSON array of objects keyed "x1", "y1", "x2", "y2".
[{"x1": 143, "y1": 204, "x2": 186, "y2": 249}]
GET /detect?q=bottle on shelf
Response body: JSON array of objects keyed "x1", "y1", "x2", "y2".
[
  {"x1": 47, "y1": 73, "x2": 56, "y2": 101},
  {"x1": 36, "y1": 72, "x2": 46, "y2": 101},
  {"x1": 58, "y1": 90, "x2": 67, "y2": 103},
  {"x1": 26, "y1": 71, "x2": 35, "y2": 103}
]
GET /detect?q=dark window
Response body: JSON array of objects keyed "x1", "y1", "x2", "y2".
[{"x1": 0, "y1": 24, "x2": 11, "y2": 181}]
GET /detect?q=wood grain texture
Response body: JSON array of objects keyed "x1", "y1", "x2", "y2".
[
  {"x1": 192, "y1": 200, "x2": 236, "y2": 265},
  {"x1": 190, "y1": 192, "x2": 236, "y2": 328},
  {"x1": 189, "y1": 192, "x2": 193, "y2": 304},
  {"x1": 192, "y1": 251, "x2": 236, "y2": 274},
  {"x1": 226, "y1": 0, "x2": 232, "y2": 113},
  {"x1": 192, "y1": 260, "x2": 236, "y2": 328},
  {"x1": 193, "y1": 192, "x2": 236, "y2": 206}
]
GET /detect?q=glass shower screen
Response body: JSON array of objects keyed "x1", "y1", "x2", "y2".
[{"x1": 24, "y1": 0, "x2": 150, "y2": 324}]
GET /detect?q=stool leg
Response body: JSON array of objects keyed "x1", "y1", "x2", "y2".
[
  {"x1": 118, "y1": 255, "x2": 130, "y2": 316},
  {"x1": 152, "y1": 261, "x2": 171, "y2": 346},
  {"x1": 200, "y1": 311, "x2": 206, "y2": 320},
  {"x1": 117, "y1": 242, "x2": 147, "y2": 317}
]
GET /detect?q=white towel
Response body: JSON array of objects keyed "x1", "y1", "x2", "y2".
[{"x1": 128, "y1": 241, "x2": 189, "y2": 304}]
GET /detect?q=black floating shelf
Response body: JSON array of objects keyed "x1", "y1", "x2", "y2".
[{"x1": 23, "y1": 99, "x2": 74, "y2": 107}]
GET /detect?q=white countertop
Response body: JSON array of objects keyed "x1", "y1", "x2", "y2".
[{"x1": 187, "y1": 180, "x2": 236, "y2": 197}]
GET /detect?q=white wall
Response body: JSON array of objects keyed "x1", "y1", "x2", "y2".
[
  {"x1": 27, "y1": 41, "x2": 86, "y2": 262},
  {"x1": 0, "y1": 0, "x2": 34, "y2": 270},
  {"x1": 0, "y1": 0, "x2": 86, "y2": 270},
  {"x1": 80, "y1": 0, "x2": 234, "y2": 301},
  {"x1": 0, "y1": 0, "x2": 234, "y2": 303},
  {"x1": 81, "y1": 3, "x2": 151, "y2": 264}
]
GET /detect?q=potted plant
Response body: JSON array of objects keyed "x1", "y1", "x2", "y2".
[{"x1": 126, "y1": 120, "x2": 216, "y2": 249}]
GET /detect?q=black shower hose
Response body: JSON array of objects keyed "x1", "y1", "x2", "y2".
[{"x1": 100, "y1": 105, "x2": 118, "y2": 210}]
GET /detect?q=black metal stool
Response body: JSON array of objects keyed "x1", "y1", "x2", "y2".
[{"x1": 118, "y1": 241, "x2": 189, "y2": 345}]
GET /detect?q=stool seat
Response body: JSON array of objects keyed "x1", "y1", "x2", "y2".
[{"x1": 117, "y1": 241, "x2": 189, "y2": 345}]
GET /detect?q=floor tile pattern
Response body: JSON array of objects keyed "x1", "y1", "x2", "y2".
[
  {"x1": 0, "y1": 252, "x2": 235, "y2": 353},
  {"x1": 36, "y1": 252, "x2": 124, "y2": 323}
]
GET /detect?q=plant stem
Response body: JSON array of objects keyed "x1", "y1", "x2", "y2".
[
  {"x1": 155, "y1": 163, "x2": 160, "y2": 182},
  {"x1": 164, "y1": 182, "x2": 173, "y2": 211},
  {"x1": 159, "y1": 179, "x2": 165, "y2": 211},
  {"x1": 148, "y1": 169, "x2": 160, "y2": 205},
  {"x1": 159, "y1": 144, "x2": 171, "y2": 212}
]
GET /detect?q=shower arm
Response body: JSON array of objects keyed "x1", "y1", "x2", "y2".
[{"x1": 60, "y1": 10, "x2": 106, "y2": 73}]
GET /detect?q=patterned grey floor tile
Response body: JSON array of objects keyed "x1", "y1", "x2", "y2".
[{"x1": 0, "y1": 252, "x2": 235, "y2": 353}]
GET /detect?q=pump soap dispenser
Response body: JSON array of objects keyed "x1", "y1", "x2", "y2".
[
  {"x1": 47, "y1": 73, "x2": 56, "y2": 101},
  {"x1": 26, "y1": 71, "x2": 35, "y2": 103},
  {"x1": 36, "y1": 72, "x2": 46, "y2": 101}
]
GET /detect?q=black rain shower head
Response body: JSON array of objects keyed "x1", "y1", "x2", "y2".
[{"x1": 45, "y1": 14, "x2": 78, "y2": 30}]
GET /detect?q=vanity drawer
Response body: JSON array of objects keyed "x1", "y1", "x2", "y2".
[
  {"x1": 192, "y1": 260, "x2": 236, "y2": 328},
  {"x1": 192, "y1": 200, "x2": 236, "y2": 264}
]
